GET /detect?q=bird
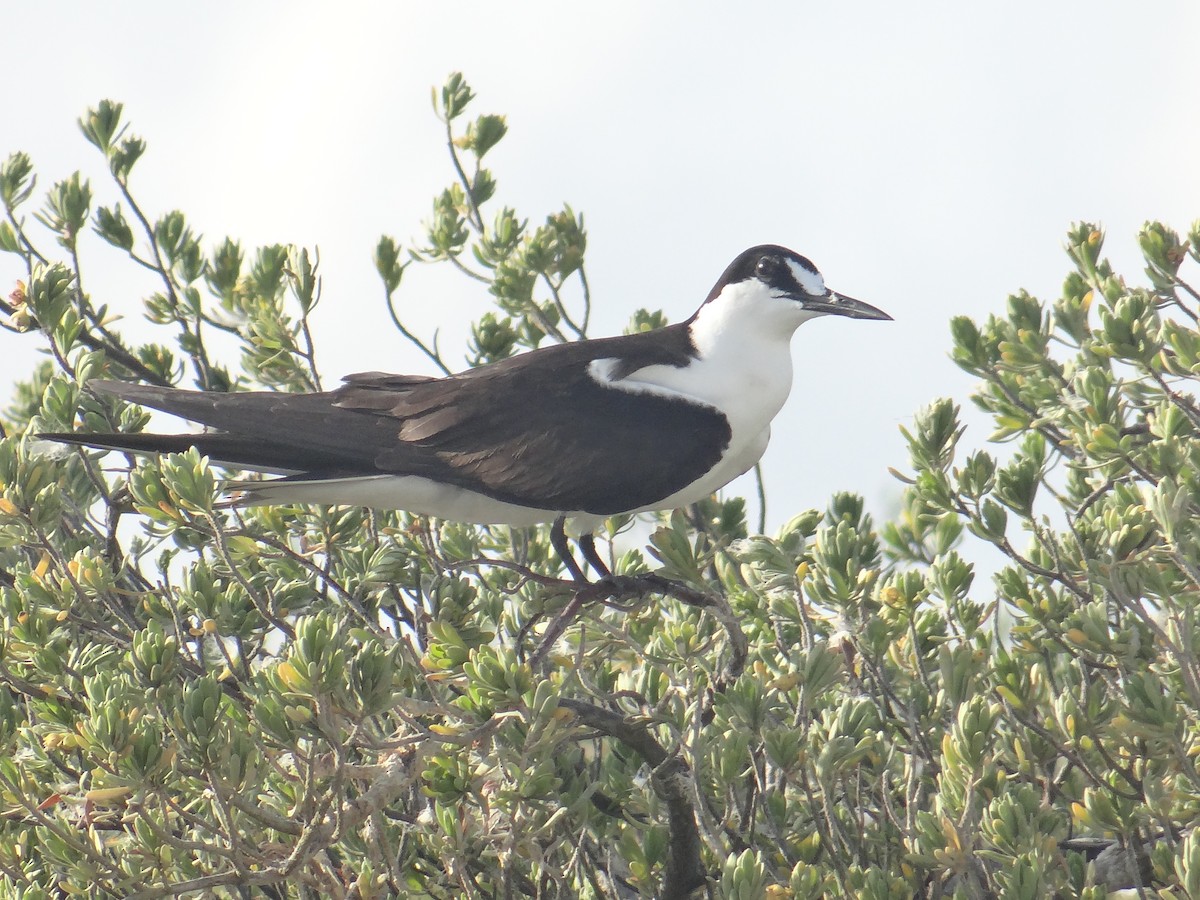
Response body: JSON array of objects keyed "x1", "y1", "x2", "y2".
[{"x1": 40, "y1": 245, "x2": 890, "y2": 582}]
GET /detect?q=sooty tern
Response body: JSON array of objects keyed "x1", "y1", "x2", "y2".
[{"x1": 40, "y1": 245, "x2": 890, "y2": 581}]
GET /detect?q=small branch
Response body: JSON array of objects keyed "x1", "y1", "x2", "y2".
[
  {"x1": 577, "y1": 266, "x2": 592, "y2": 335},
  {"x1": 4, "y1": 206, "x2": 48, "y2": 266},
  {"x1": 384, "y1": 287, "x2": 452, "y2": 375},
  {"x1": 523, "y1": 294, "x2": 568, "y2": 345},
  {"x1": 754, "y1": 462, "x2": 768, "y2": 535},
  {"x1": 446, "y1": 252, "x2": 491, "y2": 284},
  {"x1": 298, "y1": 309, "x2": 323, "y2": 391},
  {"x1": 1150, "y1": 368, "x2": 1200, "y2": 430},
  {"x1": 203, "y1": 512, "x2": 295, "y2": 640},
  {"x1": 558, "y1": 699, "x2": 706, "y2": 899},
  {"x1": 542, "y1": 273, "x2": 585, "y2": 340},
  {"x1": 441, "y1": 552, "x2": 746, "y2": 685},
  {"x1": 1173, "y1": 275, "x2": 1199, "y2": 305},
  {"x1": 248, "y1": 530, "x2": 386, "y2": 636},
  {"x1": 444, "y1": 123, "x2": 485, "y2": 234}
]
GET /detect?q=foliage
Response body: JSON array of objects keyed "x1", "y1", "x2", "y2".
[{"x1": 1, "y1": 74, "x2": 1200, "y2": 898}]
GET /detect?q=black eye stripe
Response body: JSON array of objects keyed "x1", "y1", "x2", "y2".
[
  {"x1": 702, "y1": 245, "x2": 824, "y2": 307},
  {"x1": 755, "y1": 255, "x2": 793, "y2": 290}
]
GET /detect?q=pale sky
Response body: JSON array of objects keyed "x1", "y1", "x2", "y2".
[{"x1": 3, "y1": 2, "x2": 1198, "y2": 533}]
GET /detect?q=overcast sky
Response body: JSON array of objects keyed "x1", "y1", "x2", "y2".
[{"x1": 3, "y1": 2, "x2": 1198, "y2": 534}]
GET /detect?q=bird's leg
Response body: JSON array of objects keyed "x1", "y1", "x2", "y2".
[
  {"x1": 550, "y1": 514, "x2": 588, "y2": 583},
  {"x1": 577, "y1": 532, "x2": 611, "y2": 580},
  {"x1": 579, "y1": 531, "x2": 670, "y2": 599}
]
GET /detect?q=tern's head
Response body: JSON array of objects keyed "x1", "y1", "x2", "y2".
[{"x1": 693, "y1": 245, "x2": 891, "y2": 339}]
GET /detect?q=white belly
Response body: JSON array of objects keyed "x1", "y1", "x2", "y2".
[
  {"x1": 236, "y1": 421, "x2": 770, "y2": 533},
  {"x1": 241, "y1": 473, "x2": 568, "y2": 526}
]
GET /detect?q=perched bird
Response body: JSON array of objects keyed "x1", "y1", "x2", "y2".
[{"x1": 40, "y1": 245, "x2": 890, "y2": 581}]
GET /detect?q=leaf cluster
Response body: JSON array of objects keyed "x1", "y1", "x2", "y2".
[{"x1": 1, "y1": 76, "x2": 1200, "y2": 898}]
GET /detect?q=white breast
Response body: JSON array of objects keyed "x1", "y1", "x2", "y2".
[{"x1": 591, "y1": 279, "x2": 802, "y2": 460}]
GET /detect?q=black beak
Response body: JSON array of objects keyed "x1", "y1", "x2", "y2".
[{"x1": 805, "y1": 291, "x2": 892, "y2": 321}]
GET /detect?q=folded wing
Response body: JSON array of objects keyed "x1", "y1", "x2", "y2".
[{"x1": 41, "y1": 336, "x2": 731, "y2": 516}]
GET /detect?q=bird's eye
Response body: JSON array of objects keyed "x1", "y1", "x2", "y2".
[{"x1": 755, "y1": 257, "x2": 777, "y2": 278}]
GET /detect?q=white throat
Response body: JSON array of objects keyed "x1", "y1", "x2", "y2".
[
  {"x1": 687, "y1": 279, "x2": 818, "y2": 361},
  {"x1": 589, "y1": 279, "x2": 815, "y2": 468}
]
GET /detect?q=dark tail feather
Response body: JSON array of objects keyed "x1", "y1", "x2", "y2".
[
  {"x1": 83, "y1": 380, "x2": 356, "y2": 450},
  {"x1": 38, "y1": 432, "x2": 202, "y2": 456},
  {"x1": 87, "y1": 380, "x2": 283, "y2": 431},
  {"x1": 40, "y1": 380, "x2": 387, "y2": 476},
  {"x1": 35, "y1": 431, "x2": 340, "y2": 475}
]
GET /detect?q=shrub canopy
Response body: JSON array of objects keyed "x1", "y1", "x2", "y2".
[{"x1": 1, "y1": 75, "x2": 1200, "y2": 899}]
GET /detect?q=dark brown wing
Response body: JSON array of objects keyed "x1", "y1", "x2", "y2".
[
  {"x1": 41, "y1": 327, "x2": 730, "y2": 515},
  {"x1": 333, "y1": 338, "x2": 730, "y2": 513}
]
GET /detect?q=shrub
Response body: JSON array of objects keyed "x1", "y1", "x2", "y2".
[{"x1": 1, "y1": 73, "x2": 1198, "y2": 898}]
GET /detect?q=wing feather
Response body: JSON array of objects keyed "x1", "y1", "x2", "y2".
[{"x1": 44, "y1": 327, "x2": 729, "y2": 515}]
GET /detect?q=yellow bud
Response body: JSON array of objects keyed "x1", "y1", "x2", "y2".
[
  {"x1": 995, "y1": 685, "x2": 1024, "y2": 709},
  {"x1": 86, "y1": 786, "x2": 134, "y2": 805},
  {"x1": 770, "y1": 672, "x2": 801, "y2": 692},
  {"x1": 276, "y1": 661, "x2": 302, "y2": 689}
]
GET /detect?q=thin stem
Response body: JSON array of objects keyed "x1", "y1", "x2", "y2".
[
  {"x1": 384, "y1": 287, "x2": 452, "y2": 375},
  {"x1": 542, "y1": 272, "x2": 585, "y2": 340},
  {"x1": 754, "y1": 462, "x2": 767, "y2": 534},
  {"x1": 114, "y1": 178, "x2": 213, "y2": 388},
  {"x1": 446, "y1": 252, "x2": 490, "y2": 284},
  {"x1": 577, "y1": 266, "x2": 592, "y2": 335},
  {"x1": 4, "y1": 206, "x2": 48, "y2": 266},
  {"x1": 444, "y1": 122, "x2": 485, "y2": 234},
  {"x1": 524, "y1": 293, "x2": 568, "y2": 344}
]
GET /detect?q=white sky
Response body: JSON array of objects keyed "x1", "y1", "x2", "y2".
[{"x1": 2, "y1": 2, "x2": 1198, "y2": 534}]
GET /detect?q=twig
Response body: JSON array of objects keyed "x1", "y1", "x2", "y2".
[
  {"x1": 384, "y1": 287, "x2": 452, "y2": 375},
  {"x1": 558, "y1": 698, "x2": 706, "y2": 899},
  {"x1": 754, "y1": 462, "x2": 767, "y2": 535},
  {"x1": 444, "y1": 122, "x2": 485, "y2": 234}
]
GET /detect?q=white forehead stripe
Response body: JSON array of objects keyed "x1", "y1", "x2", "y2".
[{"x1": 786, "y1": 259, "x2": 826, "y2": 296}]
